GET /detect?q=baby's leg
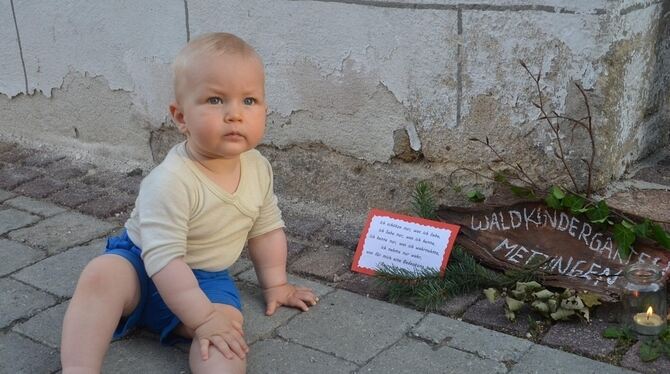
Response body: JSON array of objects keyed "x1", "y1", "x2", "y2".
[
  {"x1": 61, "y1": 254, "x2": 141, "y2": 374},
  {"x1": 184, "y1": 304, "x2": 246, "y2": 374}
]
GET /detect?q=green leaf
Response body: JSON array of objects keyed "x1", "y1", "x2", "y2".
[
  {"x1": 651, "y1": 223, "x2": 670, "y2": 249},
  {"x1": 467, "y1": 190, "x2": 485, "y2": 203},
  {"x1": 613, "y1": 223, "x2": 636, "y2": 257},
  {"x1": 494, "y1": 172, "x2": 508, "y2": 183},
  {"x1": 640, "y1": 341, "x2": 662, "y2": 362},
  {"x1": 621, "y1": 220, "x2": 635, "y2": 230},
  {"x1": 510, "y1": 185, "x2": 535, "y2": 198},
  {"x1": 545, "y1": 194, "x2": 562, "y2": 210},
  {"x1": 634, "y1": 219, "x2": 652, "y2": 238},
  {"x1": 602, "y1": 326, "x2": 625, "y2": 339},
  {"x1": 562, "y1": 194, "x2": 587, "y2": 215},
  {"x1": 586, "y1": 200, "x2": 610, "y2": 224},
  {"x1": 550, "y1": 185, "x2": 565, "y2": 200}
]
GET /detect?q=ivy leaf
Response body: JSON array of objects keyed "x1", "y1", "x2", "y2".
[
  {"x1": 621, "y1": 220, "x2": 635, "y2": 230},
  {"x1": 640, "y1": 341, "x2": 662, "y2": 362},
  {"x1": 634, "y1": 219, "x2": 652, "y2": 238},
  {"x1": 602, "y1": 326, "x2": 625, "y2": 339},
  {"x1": 613, "y1": 223, "x2": 636, "y2": 257},
  {"x1": 550, "y1": 186, "x2": 565, "y2": 200},
  {"x1": 562, "y1": 194, "x2": 587, "y2": 215},
  {"x1": 545, "y1": 194, "x2": 562, "y2": 210},
  {"x1": 510, "y1": 185, "x2": 535, "y2": 198},
  {"x1": 586, "y1": 200, "x2": 610, "y2": 224},
  {"x1": 467, "y1": 190, "x2": 485, "y2": 203},
  {"x1": 651, "y1": 223, "x2": 670, "y2": 249}
]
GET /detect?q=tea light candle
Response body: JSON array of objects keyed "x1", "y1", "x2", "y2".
[{"x1": 633, "y1": 306, "x2": 664, "y2": 336}]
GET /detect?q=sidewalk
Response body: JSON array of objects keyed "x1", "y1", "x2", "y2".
[{"x1": 1, "y1": 140, "x2": 669, "y2": 373}]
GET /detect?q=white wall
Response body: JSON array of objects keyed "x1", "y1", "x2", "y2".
[{"x1": 0, "y1": 0, "x2": 667, "y2": 190}]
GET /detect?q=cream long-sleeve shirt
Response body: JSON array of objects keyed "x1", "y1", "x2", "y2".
[{"x1": 125, "y1": 142, "x2": 285, "y2": 277}]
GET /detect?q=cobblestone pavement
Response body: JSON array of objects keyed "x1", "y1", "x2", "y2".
[{"x1": 1, "y1": 141, "x2": 670, "y2": 373}]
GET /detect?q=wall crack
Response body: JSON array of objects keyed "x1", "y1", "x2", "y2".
[{"x1": 10, "y1": 0, "x2": 29, "y2": 94}]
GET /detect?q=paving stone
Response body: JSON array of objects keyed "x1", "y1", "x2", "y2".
[
  {"x1": 360, "y1": 337, "x2": 507, "y2": 373},
  {"x1": 14, "y1": 301, "x2": 69, "y2": 349},
  {"x1": 0, "y1": 148, "x2": 33, "y2": 163},
  {"x1": 278, "y1": 289, "x2": 423, "y2": 364},
  {"x1": 287, "y1": 240, "x2": 307, "y2": 260},
  {"x1": 593, "y1": 301, "x2": 623, "y2": 324},
  {"x1": 327, "y1": 222, "x2": 360, "y2": 250},
  {"x1": 0, "y1": 165, "x2": 41, "y2": 189},
  {"x1": 44, "y1": 159, "x2": 94, "y2": 180},
  {"x1": 248, "y1": 338, "x2": 358, "y2": 374},
  {"x1": 4, "y1": 195, "x2": 67, "y2": 217},
  {"x1": 238, "y1": 283, "x2": 301, "y2": 344},
  {"x1": 462, "y1": 298, "x2": 530, "y2": 337},
  {"x1": 411, "y1": 313, "x2": 532, "y2": 362},
  {"x1": 21, "y1": 153, "x2": 66, "y2": 167},
  {"x1": 621, "y1": 340, "x2": 670, "y2": 374},
  {"x1": 283, "y1": 210, "x2": 328, "y2": 239},
  {"x1": 13, "y1": 239, "x2": 105, "y2": 298},
  {"x1": 0, "y1": 142, "x2": 18, "y2": 155},
  {"x1": 0, "y1": 207, "x2": 40, "y2": 235},
  {"x1": 0, "y1": 278, "x2": 57, "y2": 328},
  {"x1": 288, "y1": 245, "x2": 352, "y2": 282},
  {"x1": 0, "y1": 188, "x2": 16, "y2": 202},
  {"x1": 82, "y1": 170, "x2": 144, "y2": 196},
  {"x1": 510, "y1": 344, "x2": 636, "y2": 373},
  {"x1": 0, "y1": 239, "x2": 45, "y2": 277},
  {"x1": 102, "y1": 337, "x2": 189, "y2": 373},
  {"x1": 237, "y1": 269, "x2": 333, "y2": 297},
  {"x1": 49, "y1": 182, "x2": 107, "y2": 208},
  {"x1": 438, "y1": 292, "x2": 480, "y2": 317},
  {"x1": 114, "y1": 174, "x2": 144, "y2": 196},
  {"x1": 336, "y1": 272, "x2": 389, "y2": 300},
  {"x1": 77, "y1": 192, "x2": 135, "y2": 218},
  {"x1": 25, "y1": 183, "x2": 67, "y2": 206},
  {"x1": 228, "y1": 257, "x2": 253, "y2": 276},
  {"x1": 8, "y1": 211, "x2": 115, "y2": 254},
  {"x1": 541, "y1": 319, "x2": 618, "y2": 359},
  {"x1": 14, "y1": 176, "x2": 68, "y2": 198},
  {"x1": 0, "y1": 332, "x2": 60, "y2": 374}
]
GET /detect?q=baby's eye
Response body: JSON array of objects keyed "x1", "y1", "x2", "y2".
[
  {"x1": 207, "y1": 97, "x2": 223, "y2": 105},
  {"x1": 243, "y1": 97, "x2": 256, "y2": 106}
]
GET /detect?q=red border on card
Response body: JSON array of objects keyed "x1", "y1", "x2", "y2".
[{"x1": 351, "y1": 208, "x2": 460, "y2": 277}]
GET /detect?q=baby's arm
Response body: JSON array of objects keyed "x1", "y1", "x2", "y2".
[
  {"x1": 151, "y1": 258, "x2": 248, "y2": 360},
  {"x1": 248, "y1": 228, "x2": 318, "y2": 315}
]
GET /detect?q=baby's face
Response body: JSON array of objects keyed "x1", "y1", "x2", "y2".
[{"x1": 176, "y1": 52, "x2": 266, "y2": 160}]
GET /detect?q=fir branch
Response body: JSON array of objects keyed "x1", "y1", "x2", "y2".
[{"x1": 412, "y1": 181, "x2": 438, "y2": 219}]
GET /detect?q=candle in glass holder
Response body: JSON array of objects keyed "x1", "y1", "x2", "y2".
[{"x1": 632, "y1": 306, "x2": 664, "y2": 336}]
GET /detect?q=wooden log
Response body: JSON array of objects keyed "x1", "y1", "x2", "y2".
[{"x1": 437, "y1": 202, "x2": 670, "y2": 301}]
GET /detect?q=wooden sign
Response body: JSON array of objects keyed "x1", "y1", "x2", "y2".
[
  {"x1": 351, "y1": 209, "x2": 460, "y2": 277},
  {"x1": 437, "y1": 202, "x2": 670, "y2": 301}
]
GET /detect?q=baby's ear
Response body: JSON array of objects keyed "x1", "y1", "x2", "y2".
[{"x1": 169, "y1": 102, "x2": 188, "y2": 133}]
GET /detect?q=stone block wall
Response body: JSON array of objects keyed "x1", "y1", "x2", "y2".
[{"x1": 1, "y1": 0, "x2": 668, "y2": 217}]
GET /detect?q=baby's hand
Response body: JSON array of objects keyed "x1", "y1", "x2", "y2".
[
  {"x1": 193, "y1": 309, "x2": 248, "y2": 361},
  {"x1": 262, "y1": 283, "x2": 318, "y2": 316}
]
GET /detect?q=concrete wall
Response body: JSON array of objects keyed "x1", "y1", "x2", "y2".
[{"x1": 1, "y1": 0, "x2": 668, "y2": 217}]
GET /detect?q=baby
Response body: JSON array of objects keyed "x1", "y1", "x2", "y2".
[{"x1": 61, "y1": 33, "x2": 317, "y2": 374}]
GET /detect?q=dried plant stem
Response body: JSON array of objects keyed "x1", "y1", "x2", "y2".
[
  {"x1": 470, "y1": 138, "x2": 541, "y2": 191},
  {"x1": 520, "y1": 61, "x2": 580, "y2": 194}
]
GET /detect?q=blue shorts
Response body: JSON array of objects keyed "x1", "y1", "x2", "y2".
[{"x1": 104, "y1": 230, "x2": 242, "y2": 345}]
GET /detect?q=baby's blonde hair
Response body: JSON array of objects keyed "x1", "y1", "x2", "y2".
[{"x1": 172, "y1": 32, "x2": 261, "y2": 101}]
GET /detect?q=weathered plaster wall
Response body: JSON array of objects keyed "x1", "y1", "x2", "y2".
[{"x1": 0, "y1": 0, "x2": 668, "y2": 217}]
